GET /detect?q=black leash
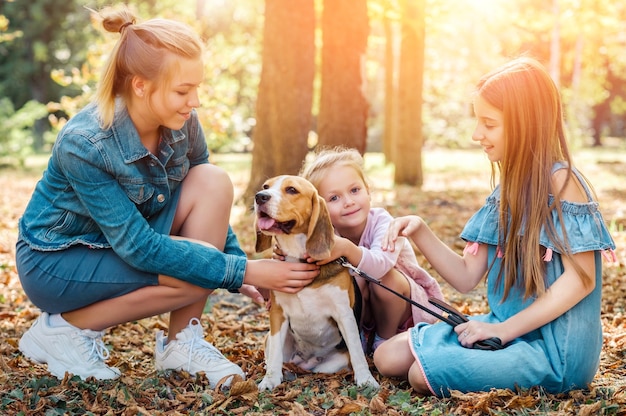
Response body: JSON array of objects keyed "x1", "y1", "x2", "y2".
[{"x1": 336, "y1": 257, "x2": 503, "y2": 351}]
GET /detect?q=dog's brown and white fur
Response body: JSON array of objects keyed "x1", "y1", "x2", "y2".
[{"x1": 254, "y1": 175, "x2": 379, "y2": 391}]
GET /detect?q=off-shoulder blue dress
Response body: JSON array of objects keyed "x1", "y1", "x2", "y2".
[{"x1": 408, "y1": 165, "x2": 616, "y2": 397}]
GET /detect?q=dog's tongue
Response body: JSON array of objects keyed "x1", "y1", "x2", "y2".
[{"x1": 257, "y1": 216, "x2": 276, "y2": 231}]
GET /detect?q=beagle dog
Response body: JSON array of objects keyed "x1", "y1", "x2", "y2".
[{"x1": 254, "y1": 175, "x2": 379, "y2": 391}]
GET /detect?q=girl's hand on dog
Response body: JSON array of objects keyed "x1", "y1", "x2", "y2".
[
  {"x1": 272, "y1": 244, "x2": 285, "y2": 261},
  {"x1": 245, "y1": 259, "x2": 319, "y2": 293},
  {"x1": 314, "y1": 235, "x2": 362, "y2": 267},
  {"x1": 274, "y1": 244, "x2": 317, "y2": 264}
]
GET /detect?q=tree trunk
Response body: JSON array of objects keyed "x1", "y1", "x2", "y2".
[
  {"x1": 383, "y1": 12, "x2": 396, "y2": 164},
  {"x1": 317, "y1": 0, "x2": 369, "y2": 153},
  {"x1": 243, "y1": 0, "x2": 315, "y2": 203},
  {"x1": 394, "y1": 0, "x2": 425, "y2": 186}
]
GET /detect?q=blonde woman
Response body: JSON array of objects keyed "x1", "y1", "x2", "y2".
[{"x1": 16, "y1": 6, "x2": 318, "y2": 386}]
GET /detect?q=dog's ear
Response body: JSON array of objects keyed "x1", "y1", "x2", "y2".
[
  {"x1": 306, "y1": 194, "x2": 334, "y2": 259},
  {"x1": 255, "y1": 229, "x2": 273, "y2": 253}
]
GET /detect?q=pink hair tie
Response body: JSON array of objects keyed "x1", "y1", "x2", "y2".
[
  {"x1": 542, "y1": 248, "x2": 553, "y2": 262},
  {"x1": 602, "y1": 249, "x2": 617, "y2": 263},
  {"x1": 463, "y1": 242, "x2": 479, "y2": 256}
]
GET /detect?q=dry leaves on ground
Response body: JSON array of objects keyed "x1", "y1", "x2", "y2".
[{"x1": 1, "y1": 152, "x2": 626, "y2": 415}]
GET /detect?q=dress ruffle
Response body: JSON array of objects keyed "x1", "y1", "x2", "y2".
[{"x1": 460, "y1": 186, "x2": 615, "y2": 255}]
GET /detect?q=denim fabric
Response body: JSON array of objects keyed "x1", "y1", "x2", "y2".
[
  {"x1": 16, "y1": 184, "x2": 181, "y2": 313},
  {"x1": 18, "y1": 103, "x2": 246, "y2": 291},
  {"x1": 460, "y1": 171, "x2": 615, "y2": 254},
  {"x1": 409, "y1": 164, "x2": 616, "y2": 397}
]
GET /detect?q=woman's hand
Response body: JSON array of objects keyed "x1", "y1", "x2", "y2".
[
  {"x1": 237, "y1": 284, "x2": 268, "y2": 305},
  {"x1": 383, "y1": 215, "x2": 424, "y2": 252},
  {"x1": 244, "y1": 259, "x2": 319, "y2": 293}
]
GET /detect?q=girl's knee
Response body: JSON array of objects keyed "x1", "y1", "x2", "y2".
[
  {"x1": 372, "y1": 345, "x2": 393, "y2": 376},
  {"x1": 408, "y1": 363, "x2": 432, "y2": 395},
  {"x1": 372, "y1": 333, "x2": 412, "y2": 377},
  {"x1": 377, "y1": 269, "x2": 409, "y2": 291}
]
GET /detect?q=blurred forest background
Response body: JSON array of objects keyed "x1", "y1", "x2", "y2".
[{"x1": 2, "y1": 0, "x2": 626, "y2": 196}]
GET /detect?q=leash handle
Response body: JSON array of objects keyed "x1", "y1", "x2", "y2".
[{"x1": 337, "y1": 257, "x2": 503, "y2": 351}]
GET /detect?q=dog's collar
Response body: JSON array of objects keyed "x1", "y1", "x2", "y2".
[{"x1": 285, "y1": 255, "x2": 308, "y2": 263}]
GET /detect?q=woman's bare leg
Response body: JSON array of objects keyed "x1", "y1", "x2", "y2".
[
  {"x1": 166, "y1": 164, "x2": 233, "y2": 336},
  {"x1": 61, "y1": 276, "x2": 211, "y2": 331}
]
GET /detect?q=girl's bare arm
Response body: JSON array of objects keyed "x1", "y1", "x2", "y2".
[{"x1": 383, "y1": 215, "x2": 487, "y2": 292}]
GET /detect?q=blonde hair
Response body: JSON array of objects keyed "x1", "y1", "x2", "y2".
[
  {"x1": 477, "y1": 57, "x2": 591, "y2": 299},
  {"x1": 91, "y1": 6, "x2": 203, "y2": 129},
  {"x1": 300, "y1": 146, "x2": 369, "y2": 191}
]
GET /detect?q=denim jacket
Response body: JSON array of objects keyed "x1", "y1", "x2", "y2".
[{"x1": 18, "y1": 103, "x2": 246, "y2": 290}]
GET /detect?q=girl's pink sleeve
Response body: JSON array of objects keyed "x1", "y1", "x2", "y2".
[{"x1": 356, "y1": 208, "x2": 404, "y2": 280}]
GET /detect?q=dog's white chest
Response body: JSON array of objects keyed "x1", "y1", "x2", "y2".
[
  {"x1": 275, "y1": 286, "x2": 348, "y2": 323},
  {"x1": 275, "y1": 286, "x2": 349, "y2": 346}
]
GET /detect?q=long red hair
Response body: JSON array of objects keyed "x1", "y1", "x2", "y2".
[{"x1": 476, "y1": 57, "x2": 592, "y2": 300}]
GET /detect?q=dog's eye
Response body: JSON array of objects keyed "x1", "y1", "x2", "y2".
[
  {"x1": 262, "y1": 184, "x2": 269, "y2": 190},
  {"x1": 285, "y1": 186, "x2": 299, "y2": 195}
]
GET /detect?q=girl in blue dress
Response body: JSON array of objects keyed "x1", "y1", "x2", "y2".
[{"x1": 375, "y1": 57, "x2": 616, "y2": 396}]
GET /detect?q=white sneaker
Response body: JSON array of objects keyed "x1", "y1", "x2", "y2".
[
  {"x1": 155, "y1": 317, "x2": 244, "y2": 387},
  {"x1": 19, "y1": 312, "x2": 120, "y2": 380}
]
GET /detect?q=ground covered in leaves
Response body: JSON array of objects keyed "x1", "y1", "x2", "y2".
[{"x1": 1, "y1": 149, "x2": 625, "y2": 415}]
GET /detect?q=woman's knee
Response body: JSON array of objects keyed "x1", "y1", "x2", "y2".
[
  {"x1": 186, "y1": 164, "x2": 234, "y2": 201},
  {"x1": 173, "y1": 164, "x2": 234, "y2": 236}
]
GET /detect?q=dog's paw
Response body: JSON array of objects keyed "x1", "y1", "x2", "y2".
[
  {"x1": 258, "y1": 376, "x2": 282, "y2": 391},
  {"x1": 356, "y1": 374, "x2": 380, "y2": 390}
]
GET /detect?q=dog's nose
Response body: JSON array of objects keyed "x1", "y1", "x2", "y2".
[{"x1": 255, "y1": 192, "x2": 271, "y2": 205}]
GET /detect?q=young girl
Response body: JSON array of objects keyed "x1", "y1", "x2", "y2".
[
  {"x1": 298, "y1": 147, "x2": 444, "y2": 352},
  {"x1": 376, "y1": 57, "x2": 616, "y2": 396},
  {"x1": 16, "y1": 6, "x2": 318, "y2": 387}
]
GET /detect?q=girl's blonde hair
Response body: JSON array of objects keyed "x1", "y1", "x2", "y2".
[
  {"x1": 91, "y1": 6, "x2": 203, "y2": 129},
  {"x1": 300, "y1": 146, "x2": 369, "y2": 191},
  {"x1": 477, "y1": 57, "x2": 591, "y2": 299}
]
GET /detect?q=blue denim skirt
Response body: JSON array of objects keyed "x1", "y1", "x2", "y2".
[{"x1": 16, "y1": 189, "x2": 180, "y2": 314}]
